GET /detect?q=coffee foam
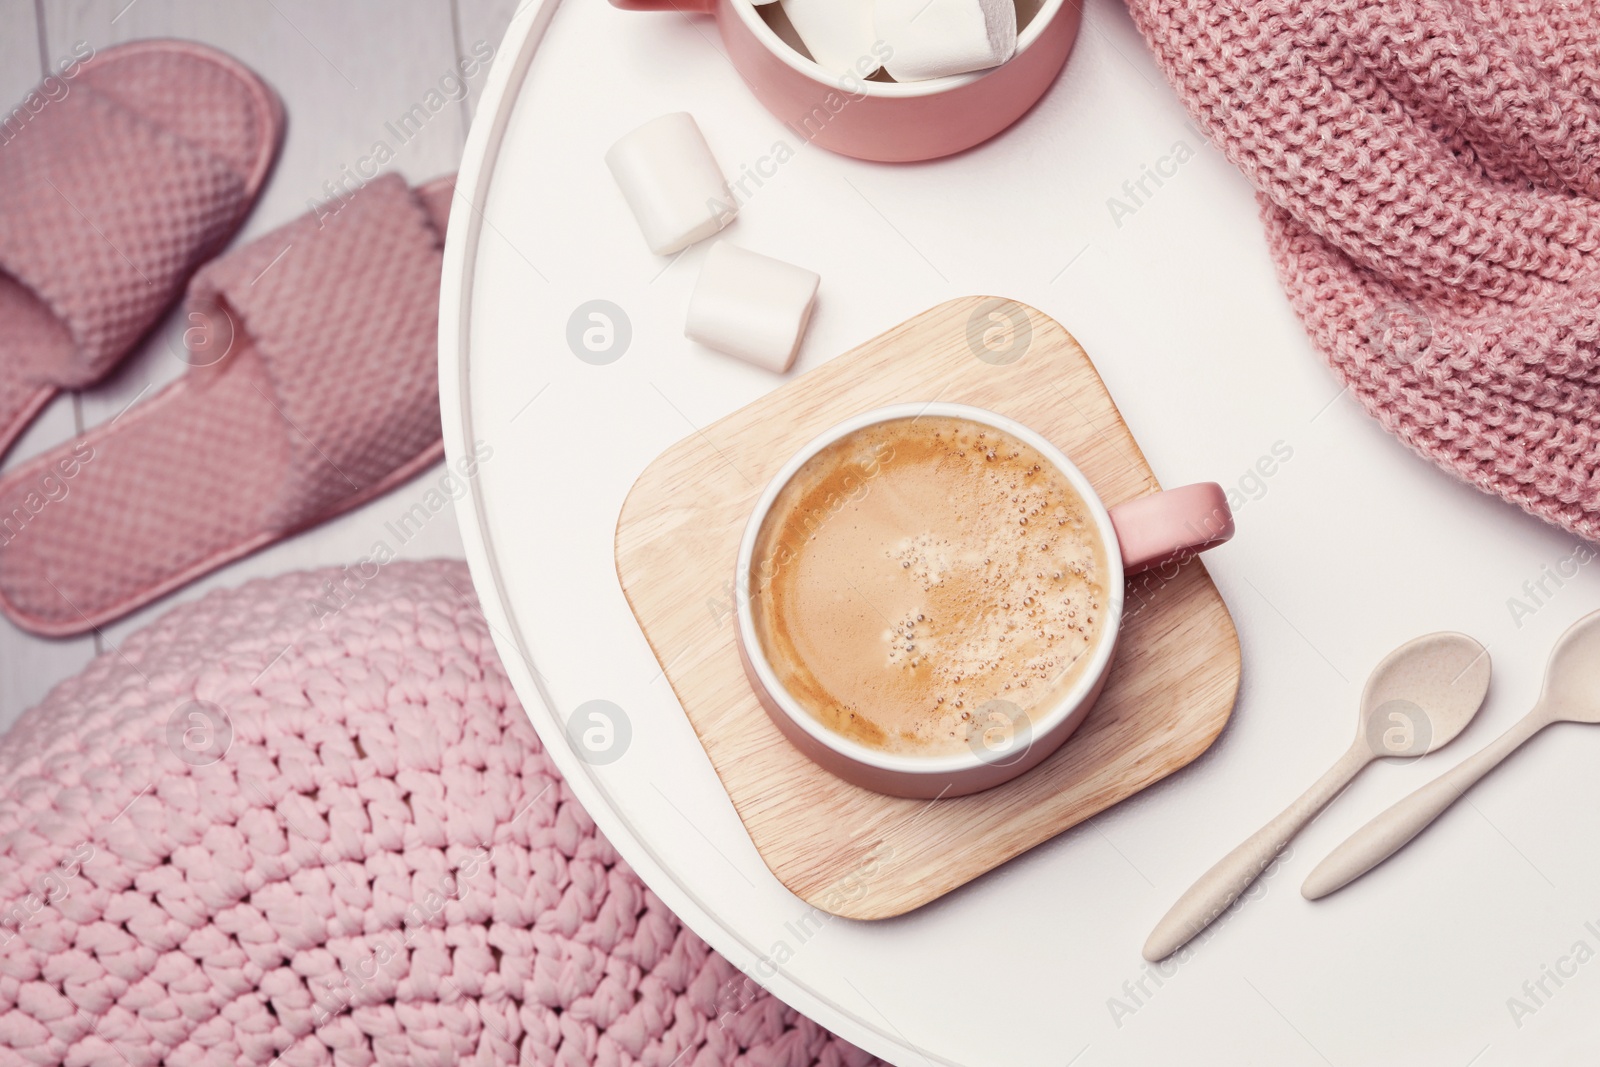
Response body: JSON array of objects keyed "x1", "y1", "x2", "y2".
[{"x1": 751, "y1": 416, "x2": 1109, "y2": 756}]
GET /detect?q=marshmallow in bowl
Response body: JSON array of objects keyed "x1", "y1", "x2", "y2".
[
  {"x1": 780, "y1": 0, "x2": 881, "y2": 78},
  {"x1": 875, "y1": 0, "x2": 1017, "y2": 80}
]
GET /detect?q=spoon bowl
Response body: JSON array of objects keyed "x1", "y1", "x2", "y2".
[
  {"x1": 1357, "y1": 632, "x2": 1492, "y2": 759},
  {"x1": 1540, "y1": 612, "x2": 1600, "y2": 722}
]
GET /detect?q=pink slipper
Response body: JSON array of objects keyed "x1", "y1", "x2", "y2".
[
  {"x1": 0, "y1": 173, "x2": 454, "y2": 637},
  {"x1": 0, "y1": 38, "x2": 284, "y2": 460}
]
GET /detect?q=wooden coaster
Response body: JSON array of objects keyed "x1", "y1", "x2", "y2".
[{"x1": 615, "y1": 297, "x2": 1240, "y2": 920}]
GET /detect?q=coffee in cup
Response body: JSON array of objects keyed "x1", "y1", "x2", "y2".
[
  {"x1": 736, "y1": 401, "x2": 1234, "y2": 798},
  {"x1": 748, "y1": 414, "x2": 1110, "y2": 756}
]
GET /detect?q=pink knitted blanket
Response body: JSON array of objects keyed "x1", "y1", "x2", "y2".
[
  {"x1": 0, "y1": 561, "x2": 879, "y2": 1067},
  {"x1": 1127, "y1": 0, "x2": 1600, "y2": 540}
]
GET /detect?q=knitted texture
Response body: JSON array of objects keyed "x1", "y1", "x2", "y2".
[
  {"x1": 1125, "y1": 0, "x2": 1600, "y2": 540},
  {"x1": 0, "y1": 560, "x2": 881, "y2": 1067},
  {"x1": 0, "y1": 176, "x2": 451, "y2": 638},
  {"x1": 188, "y1": 172, "x2": 448, "y2": 529},
  {"x1": 0, "y1": 40, "x2": 281, "y2": 454}
]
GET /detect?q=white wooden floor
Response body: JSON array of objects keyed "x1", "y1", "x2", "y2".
[{"x1": 0, "y1": 0, "x2": 524, "y2": 730}]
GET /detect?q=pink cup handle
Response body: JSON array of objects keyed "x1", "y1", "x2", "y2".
[{"x1": 1107, "y1": 483, "x2": 1234, "y2": 575}]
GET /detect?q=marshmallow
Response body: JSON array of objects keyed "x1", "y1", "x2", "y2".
[
  {"x1": 686, "y1": 242, "x2": 820, "y2": 373},
  {"x1": 875, "y1": 0, "x2": 1016, "y2": 80},
  {"x1": 606, "y1": 113, "x2": 734, "y2": 256},
  {"x1": 780, "y1": 0, "x2": 880, "y2": 78}
]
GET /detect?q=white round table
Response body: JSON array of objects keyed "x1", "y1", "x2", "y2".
[{"x1": 438, "y1": 2, "x2": 1600, "y2": 1062}]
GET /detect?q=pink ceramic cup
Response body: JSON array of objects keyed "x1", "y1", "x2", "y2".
[
  {"x1": 734, "y1": 403, "x2": 1234, "y2": 798},
  {"x1": 609, "y1": 0, "x2": 1082, "y2": 162}
]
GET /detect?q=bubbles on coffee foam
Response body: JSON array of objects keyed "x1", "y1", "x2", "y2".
[
  {"x1": 873, "y1": 421, "x2": 1107, "y2": 748},
  {"x1": 753, "y1": 416, "x2": 1110, "y2": 756}
]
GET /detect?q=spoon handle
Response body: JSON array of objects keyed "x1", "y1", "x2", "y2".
[
  {"x1": 1143, "y1": 744, "x2": 1368, "y2": 961},
  {"x1": 1301, "y1": 709, "x2": 1552, "y2": 900}
]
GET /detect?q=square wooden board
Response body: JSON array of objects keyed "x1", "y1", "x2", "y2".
[{"x1": 615, "y1": 297, "x2": 1240, "y2": 920}]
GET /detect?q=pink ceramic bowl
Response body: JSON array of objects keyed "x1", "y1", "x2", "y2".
[
  {"x1": 734, "y1": 403, "x2": 1234, "y2": 798},
  {"x1": 610, "y1": 0, "x2": 1082, "y2": 162}
]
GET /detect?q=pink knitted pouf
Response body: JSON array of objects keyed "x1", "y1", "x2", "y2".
[
  {"x1": 1127, "y1": 0, "x2": 1600, "y2": 541},
  {"x1": 0, "y1": 560, "x2": 880, "y2": 1067}
]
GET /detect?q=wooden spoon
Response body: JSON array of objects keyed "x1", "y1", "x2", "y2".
[
  {"x1": 1303, "y1": 610, "x2": 1600, "y2": 900},
  {"x1": 1143, "y1": 632, "x2": 1491, "y2": 961}
]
